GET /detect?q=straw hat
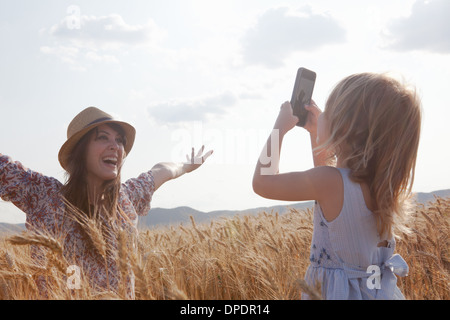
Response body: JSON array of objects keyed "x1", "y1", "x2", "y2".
[{"x1": 58, "y1": 107, "x2": 136, "y2": 171}]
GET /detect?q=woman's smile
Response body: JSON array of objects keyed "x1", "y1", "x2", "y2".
[
  {"x1": 85, "y1": 124, "x2": 125, "y2": 189},
  {"x1": 102, "y1": 155, "x2": 119, "y2": 170}
]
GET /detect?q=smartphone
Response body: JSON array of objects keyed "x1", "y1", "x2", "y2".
[{"x1": 290, "y1": 67, "x2": 316, "y2": 127}]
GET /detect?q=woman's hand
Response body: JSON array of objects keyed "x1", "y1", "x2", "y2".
[
  {"x1": 273, "y1": 101, "x2": 299, "y2": 135},
  {"x1": 151, "y1": 146, "x2": 213, "y2": 191},
  {"x1": 183, "y1": 145, "x2": 214, "y2": 174}
]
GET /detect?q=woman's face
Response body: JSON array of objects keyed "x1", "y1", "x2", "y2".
[{"x1": 85, "y1": 124, "x2": 125, "y2": 189}]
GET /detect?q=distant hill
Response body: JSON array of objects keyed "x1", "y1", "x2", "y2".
[
  {"x1": 137, "y1": 189, "x2": 450, "y2": 229},
  {"x1": 0, "y1": 222, "x2": 25, "y2": 235},
  {"x1": 1, "y1": 189, "x2": 449, "y2": 234},
  {"x1": 414, "y1": 189, "x2": 450, "y2": 204},
  {"x1": 136, "y1": 201, "x2": 314, "y2": 229}
]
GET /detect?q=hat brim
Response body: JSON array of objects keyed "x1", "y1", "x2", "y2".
[{"x1": 58, "y1": 120, "x2": 135, "y2": 172}]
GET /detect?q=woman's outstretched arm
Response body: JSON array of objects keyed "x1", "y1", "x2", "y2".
[
  {"x1": 151, "y1": 146, "x2": 213, "y2": 191},
  {"x1": 0, "y1": 153, "x2": 61, "y2": 216}
]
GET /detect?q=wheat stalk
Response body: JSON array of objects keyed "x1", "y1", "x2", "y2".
[
  {"x1": 7, "y1": 233, "x2": 64, "y2": 257},
  {"x1": 64, "y1": 200, "x2": 107, "y2": 257},
  {"x1": 0, "y1": 196, "x2": 449, "y2": 300}
]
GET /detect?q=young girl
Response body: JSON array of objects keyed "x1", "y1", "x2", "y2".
[
  {"x1": 0, "y1": 106, "x2": 213, "y2": 299},
  {"x1": 253, "y1": 72, "x2": 421, "y2": 300}
]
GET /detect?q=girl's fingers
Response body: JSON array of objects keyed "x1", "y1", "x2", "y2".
[
  {"x1": 304, "y1": 105, "x2": 316, "y2": 114},
  {"x1": 280, "y1": 101, "x2": 291, "y2": 109},
  {"x1": 305, "y1": 100, "x2": 321, "y2": 111}
]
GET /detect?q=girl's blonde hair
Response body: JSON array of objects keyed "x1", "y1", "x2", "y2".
[{"x1": 322, "y1": 72, "x2": 422, "y2": 239}]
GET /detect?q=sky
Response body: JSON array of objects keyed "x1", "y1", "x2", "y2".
[{"x1": 1, "y1": 0, "x2": 449, "y2": 224}]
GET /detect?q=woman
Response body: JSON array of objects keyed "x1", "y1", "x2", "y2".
[{"x1": 0, "y1": 106, "x2": 213, "y2": 299}]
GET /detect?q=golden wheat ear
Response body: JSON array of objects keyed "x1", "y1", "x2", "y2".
[
  {"x1": 62, "y1": 198, "x2": 108, "y2": 257},
  {"x1": 7, "y1": 232, "x2": 64, "y2": 257}
]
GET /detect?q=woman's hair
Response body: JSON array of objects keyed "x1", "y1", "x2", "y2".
[
  {"x1": 61, "y1": 123, "x2": 127, "y2": 220},
  {"x1": 321, "y1": 72, "x2": 422, "y2": 239}
]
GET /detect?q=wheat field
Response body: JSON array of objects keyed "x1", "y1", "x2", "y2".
[{"x1": 0, "y1": 196, "x2": 449, "y2": 300}]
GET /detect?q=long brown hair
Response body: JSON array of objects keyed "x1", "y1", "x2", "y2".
[
  {"x1": 61, "y1": 123, "x2": 127, "y2": 220},
  {"x1": 321, "y1": 73, "x2": 422, "y2": 239}
]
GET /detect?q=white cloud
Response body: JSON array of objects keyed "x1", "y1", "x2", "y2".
[
  {"x1": 241, "y1": 6, "x2": 346, "y2": 68},
  {"x1": 40, "y1": 45, "x2": 80, "y2": 65},
  {"x1": 148, "y1": 91, "x2": 238, "y2": 124},
  {"x1": 382, "y1": 0, "x2": 450, "y2": 53},
  {"x1": 85, "y1": 51, "x2": 119, "y2": 64},
  {"x1": 40, "y1": 13, "x2": 165, "y2": 69},
  {"x1": 49, "y1": 13, "x2": 165, "y2": 49}
]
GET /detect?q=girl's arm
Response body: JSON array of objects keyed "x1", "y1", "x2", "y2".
[
  {"x1": 304, "y1": 102, "x2": 331, "y2": 167},
  {"x1": 151, "y1": 146, "x2": 213, "y2": 191},
  {"x1": 252, "y1": 102, "x2": 338, "y2": 202}
]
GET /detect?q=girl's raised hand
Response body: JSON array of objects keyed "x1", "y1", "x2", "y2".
[
  {"x1": 274, "y1": 101, "x2": 299, "y2": 134},
  {"x1": 303, "y1": 100, "x2": 322, "y2": 134}
]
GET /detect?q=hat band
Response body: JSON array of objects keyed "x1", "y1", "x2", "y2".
[{"x1": 84, "y1": 117, "x2": 113, "y2": 128}]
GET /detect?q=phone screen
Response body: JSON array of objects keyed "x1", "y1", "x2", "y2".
[{"x1": 291, "y1": 68, "x2": 316, "y2": 127}]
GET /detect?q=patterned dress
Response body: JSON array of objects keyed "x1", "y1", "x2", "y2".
[{"x1": 0, "y1": 154, "x2": 155, "y2": 299}]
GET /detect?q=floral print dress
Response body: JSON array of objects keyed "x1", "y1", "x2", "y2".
[{"x1": 0, "y1": 154, "x2": 155, "y2": 299}]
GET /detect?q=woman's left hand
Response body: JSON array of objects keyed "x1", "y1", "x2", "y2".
[
  {"x1": 151, "y1": 146, "x2": 213, "y2": 191},
  {"x1": 184, "y1": 145, "x2": 214, "y2": 173}
]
